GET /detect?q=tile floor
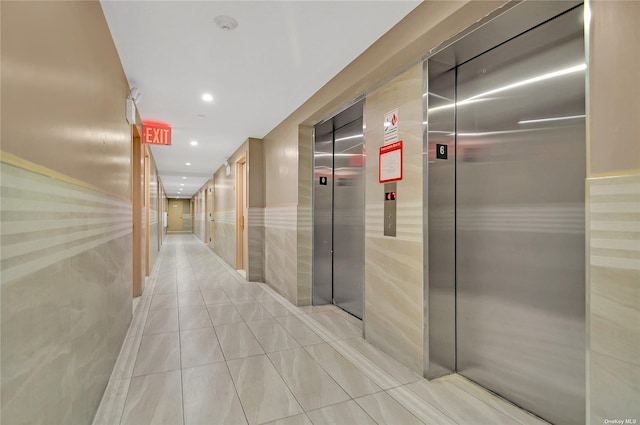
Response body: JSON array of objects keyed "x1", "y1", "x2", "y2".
[{"x1": 93, "y1": 234, "x2": 549, "y2": 425}]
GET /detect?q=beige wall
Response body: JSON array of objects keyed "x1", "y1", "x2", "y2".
[
  {"x1": 1, "y1": 1, "x2": 132, "y2": 200},
  {"x1": 212, "y1": 138, "x2": 266, "y2": 280},
  {"x1": 587, "y1": 1, "x2": 640, "y2": 423},
  {"x1": 364, "y1": 64, "x2": 424, "y2": 373},
  {"x1": 588, "y1": 1, "x2": 640, "y2": 176},
  {"x1": 1, "y1": 2, "x2": 133, "y2": 424}
]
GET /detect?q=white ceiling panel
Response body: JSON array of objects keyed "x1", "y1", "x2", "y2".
[{"x1": 100, "y1": 1, "x2": 420, "y2": 198}]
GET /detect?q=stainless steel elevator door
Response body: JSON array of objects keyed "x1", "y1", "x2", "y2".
[
  {"x1": 332, "y1": 118, "x2": 365, "y2": 319},
  {"x1": 455, "y1": 7, "x2": 585, "y2": 425},
  {"x1": 313, "y1": 122, "x2": 334, "y2": 305}
]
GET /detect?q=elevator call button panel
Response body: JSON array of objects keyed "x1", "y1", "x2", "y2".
[{"x1": 384, "y1": 182, "x2": 397, "y2": 237}]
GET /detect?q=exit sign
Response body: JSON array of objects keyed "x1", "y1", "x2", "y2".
[{"x1": 142, "y1": 121, "x2": 172, "y2": 145}]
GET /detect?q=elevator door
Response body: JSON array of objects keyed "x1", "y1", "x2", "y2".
[
  {"x1": 455, "y1": 8, "x2": 585, "y2": 425},
  {"x1": 313, "y1": 101, "x2": 364, "y2": 319},
  {"x1": 332, "y1": 118, "x2": 365, "y2": 318}
]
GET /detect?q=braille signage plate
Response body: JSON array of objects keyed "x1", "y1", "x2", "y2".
[
  {"x1": 436, "y1": 144, "x2": 448, "y2": 159},
  {"x1": 319, "y1": 176, "x2": 328, "y2": 185}
]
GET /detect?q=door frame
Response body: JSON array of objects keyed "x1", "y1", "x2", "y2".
[
  {"x1": 131, "y1": 124, "x2": 144, "y2": 297},
  {"x1": 144, "y1": 146, "x2": 150, "y2": 276},
  {"x1": 235, "y1": 155, "x2": 247, "y2": 273}
]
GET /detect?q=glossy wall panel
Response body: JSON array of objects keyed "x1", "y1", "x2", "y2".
[{"x1": 1, "y1": 1, "x2": 132, "y2": 200}]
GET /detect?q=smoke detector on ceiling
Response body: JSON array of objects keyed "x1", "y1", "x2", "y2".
[{"x1": 214, "y1": 15, "x2": 238, "y2": 31}]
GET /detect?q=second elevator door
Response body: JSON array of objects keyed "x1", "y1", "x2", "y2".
[
  {"x1": 312, "y1": 101, "x2": 364, "y2": 319},
  {"x1": 455, "y1": 7, "x2": 585, "y2": 425}
]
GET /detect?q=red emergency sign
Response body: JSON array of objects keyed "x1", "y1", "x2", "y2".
[{"x1": 142, "y1": 121, "x2": 172, "y2": 146}]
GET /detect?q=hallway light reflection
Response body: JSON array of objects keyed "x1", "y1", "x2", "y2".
[
  {"x1": 428, "y1": 63, "x2": 586, "y2": 113},
  {"x1": 518, "y1": 114, "x2": 585, "y2": 124},
  {"x1": 334, "y1": 134, "x2": 363, "y2": 142}
]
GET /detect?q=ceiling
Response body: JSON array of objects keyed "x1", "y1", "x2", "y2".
[{"x1": 100, "y1": 1, "x2": 420, "y2": 198}]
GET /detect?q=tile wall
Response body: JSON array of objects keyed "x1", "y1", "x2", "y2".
[
  {"x1": 264, "y1": 206, "x2": 298, "y2": 304},
  {"x1": 1, "y1": 162, "x2": 133, "y2": 425},
  {"x1": 588, "y1": 174, "x2": 640, "y2": 423},
  {"x1": 213, "y1": 210, "x2": 236, "y2": 268}
]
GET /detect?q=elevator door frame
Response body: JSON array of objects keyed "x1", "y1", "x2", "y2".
[{"x1": 424, "y1": 0, "x2": 585, "y2": 423}]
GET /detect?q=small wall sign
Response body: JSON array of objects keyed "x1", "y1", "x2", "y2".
[
  {"x1": 319, "y1": 176, "x2": 328, "y2": 185},
  {"x1": 379, "y1": 140, "x2": 403, "y2": 183},
  {"x1": 436, "y1": 144, "x2": 448, "y2": 159},
  {"x1": 384, "y1": 109, "x2": 399, "y2": 144}
]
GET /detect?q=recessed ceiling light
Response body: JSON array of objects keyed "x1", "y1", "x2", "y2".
[
  {"x1": 202, "y1": 93, "x2": 213, "y2": 102},
  {"x1": 180, "y1": 183, "x2": 184, "y2": 186},
  {"x1": 190, "y1": 140, "x2": 198, "y2": 146},
  {"x1": 182, "y1": 176, "x2": 187, "y2": 179},
  {"x1": 185, "y1": 162, "x2": 191, "y2": 166}
]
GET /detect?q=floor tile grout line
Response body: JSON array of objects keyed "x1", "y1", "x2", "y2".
[{"x1": 174, "y1": 242, "x2": 187, "y2": 425}]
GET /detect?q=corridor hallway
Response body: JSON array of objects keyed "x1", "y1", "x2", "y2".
[{"x1": 93, "y1": 234, "x2": 548, "y2": 425}]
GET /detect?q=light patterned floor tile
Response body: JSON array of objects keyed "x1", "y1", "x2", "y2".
[
  {"x1": 183, "y1": 363, "x2": 247, "y2": 425},
  {"x1": 132, "y1": 332, "x2": 180, "y2": 377},
  {"x1": 246, "y1": 318, "x2": 300, "y2": 352},
  {"x1": 227, "y1": 355, "x2": 303, "y2": 425},
  {"x1": 304, "y1": 343, "x2": 382, "y2": 398},
  {"x1": 216, "y1": 322, "x2": 265, "y2": 360},
  {"x1": 179, "y1": 306, "x2": 213, "y2": 331},
  {"x1": 268, "y1": 348, "x2": 350, "y2": 411},
  {"x1": 180, "y1": 327, "x2": 225, "y2": 368},
  {"x1": 121, "y1": 370, "x2": 183, "y2": 425}
]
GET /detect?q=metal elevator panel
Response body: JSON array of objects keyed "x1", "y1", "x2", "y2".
[
  {"x1": 455, "y1": 7, "x2": 585, "y2": 425},
  {"x1": 425, "y1": 59, "x2": 457, "y2": 379},
  {"x1": 313, "y1": 121, "x2": 334, "y2": 306},
  {"x1": 332, "y1": 117, "x2": 365, "y2": 318},
  {"x1": 312, "y1": 100, "x2": 364, "y2": 320}
]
